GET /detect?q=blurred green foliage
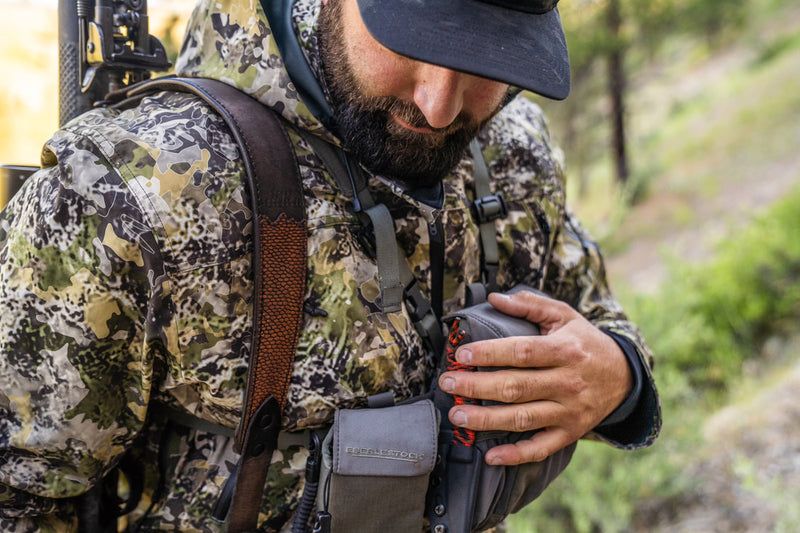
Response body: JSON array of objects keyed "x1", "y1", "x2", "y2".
[
  {"x1": 536, "y1": 0, "x2": 749, "y2": 204},
  {"x1": 636, "y1": 187, "x2": 800, "y2": 395},
  {"x1": 529, "y1": 0, "x2": 800, "y2": 260}
]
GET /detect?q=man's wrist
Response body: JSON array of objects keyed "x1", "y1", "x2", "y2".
[{"x1": 597, "y1": 330, "x2": 644, "y2": 427}]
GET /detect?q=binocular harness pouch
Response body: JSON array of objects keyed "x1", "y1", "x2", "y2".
[
  {"x1": 312, "y1": 287, "x2": 577, "y2": 533},
  {"x1": 315, "y1": 400, "x2": 440, "y2": 533},
  {"x1": 427, "y1": 286, "x2": 577, "y2": 532}
]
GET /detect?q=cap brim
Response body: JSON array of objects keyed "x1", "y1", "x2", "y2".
[{"x1": 356, "y1": 0, "x2": 570, "y2": 100}]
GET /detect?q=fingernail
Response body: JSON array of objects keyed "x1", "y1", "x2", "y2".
[
  {"x1": 456, "y1": 348, "x2": 472, "y2": 365},
  {"x1": 451, "y1": 410, "x2": 467, "y2": 427},
  {"x1": 486, "y1": 454, "x2": 503, "y2": 466},
  {"x1": 440, "y1": 377, "x2": 455, "y2": 393}
]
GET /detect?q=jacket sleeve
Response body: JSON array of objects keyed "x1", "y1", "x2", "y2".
[
  {"x1": 0, "y1": 134, "x2": 166, "y2": 530},
  {"x1": 543, "y1": 207, "x2": 661, "y2": 449}
]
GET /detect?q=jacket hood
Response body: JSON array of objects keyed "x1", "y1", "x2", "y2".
[{"x1": 175, "y1": 0, "x2": 338, "y2": 143}]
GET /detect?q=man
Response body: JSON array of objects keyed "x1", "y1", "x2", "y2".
[{"x1": 0, "y1": 0, "x2": 660, "y2": 531}]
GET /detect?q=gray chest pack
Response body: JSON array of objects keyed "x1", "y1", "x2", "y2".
[
  {"x1": 294, "y1": 124, "x2": 576, "y2": 533},
  {"x1": 312, "y1": 291, "x2": 575, "y2": 533},
  {"x1": 108, "y1": 77, "x2": 574, "y2": 533}
]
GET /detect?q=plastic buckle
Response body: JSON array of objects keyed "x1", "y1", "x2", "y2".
[
  {"x1": 403, "y1": 280, "x2": 444, "y2": 354},
  {"x1": 482, "y1": 263, "x2": 500, "y2": 293},
  {"x1": 472, "y1": 193, "x2": 507, "y2": 224},
  {"x1": 403, "y1": 280, "x2": 432, "y2": 322}
]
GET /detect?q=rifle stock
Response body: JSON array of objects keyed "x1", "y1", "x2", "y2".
[{"x1": 1, "y1": 0, "x2": 172, "y2": 210}]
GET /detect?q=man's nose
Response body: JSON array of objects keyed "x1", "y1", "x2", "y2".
[{"x1": 412, "y1": 64, "x2": 468, "y2": 130}]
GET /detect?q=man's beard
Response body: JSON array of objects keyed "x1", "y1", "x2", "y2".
[{"x1": 317, "y1": 1, "x2": 496, "y2": 189}]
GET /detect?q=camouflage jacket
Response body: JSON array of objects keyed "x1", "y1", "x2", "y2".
[{"x1": 0, "y1": 0, "x2": 660, "y2": 531}]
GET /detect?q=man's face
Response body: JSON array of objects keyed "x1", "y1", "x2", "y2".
[{"x1": 318, "y1": 0, "x2": 510, "y2": 189}]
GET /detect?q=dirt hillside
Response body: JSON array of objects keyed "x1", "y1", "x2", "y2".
[{"x1": 634, "y1": 335, "x2": 800, "y2": 532}]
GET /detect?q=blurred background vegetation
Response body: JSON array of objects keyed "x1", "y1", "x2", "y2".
[
  {"x1": 1, "y1": 0, "x2": 799, "y2": 531},
  {"x1": 514, "y1": 0, "x2": 800, "y2": 531}
]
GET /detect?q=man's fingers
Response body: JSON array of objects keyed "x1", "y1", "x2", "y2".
[
  {"x1": 483, "y1": 428, "x2": 573, "y2": 466},
  {"x1": 454, "y1": 292, "x2": 587, "y2": 369},
  {"x1": 447, "y1": 401, "x2": 564, "y2": 433},
  {"x1": 454, "y1": 333, "x2": 573, "y2": 369},
  {"x1": 487, "y1": 290, "x2": 574, "y2": 332},
  {"x1": 439, "y1": 368, "x2": 570, "y2": 404}
]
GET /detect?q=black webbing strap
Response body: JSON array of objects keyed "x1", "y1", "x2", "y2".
[
  {"x1": 297, "y1": 129, "x2": 444, "y2": 354},
  {"x1": 125, "y1": 77, "x2": 306, "y2": 533}
]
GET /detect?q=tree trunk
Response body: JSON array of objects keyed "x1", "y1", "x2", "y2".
[{"x1": 607, "y1": 0, "x2": 629, "y2": 185}]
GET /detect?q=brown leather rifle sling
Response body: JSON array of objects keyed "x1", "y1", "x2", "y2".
[{"x1": 123, "y1": 77, "x2": 307, "y2": 533}]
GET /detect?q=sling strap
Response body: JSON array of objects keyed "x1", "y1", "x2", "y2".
[{"x1": 123, "y1": 77, "x2": 307, "y2": 533}]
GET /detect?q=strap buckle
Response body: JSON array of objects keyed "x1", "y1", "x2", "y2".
[
  {"x1": 472, "y1": 193, "x2": 507, "y2": 224},
  {"x1": 404, "y1": 280, "x2": 444, "y2": 354}
]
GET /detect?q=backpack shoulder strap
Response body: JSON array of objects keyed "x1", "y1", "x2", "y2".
[
  {"x1": 297, "y1": 129, "x2": 444, "y2": 354},
  {"x1": 125, "y1": 77, "x2": 306, "y2": 533},
  {"x1": 469, "y1": 139, "x2": 505, "y2": 294}
]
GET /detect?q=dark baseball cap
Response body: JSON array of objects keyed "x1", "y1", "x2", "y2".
[{"x1": 355, "y1": 0, "x2": 571, "y2": 100}]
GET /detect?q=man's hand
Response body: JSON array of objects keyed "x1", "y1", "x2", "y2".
[{"x1": 437, "y1": 291, "x2": 632, "y2": 466}]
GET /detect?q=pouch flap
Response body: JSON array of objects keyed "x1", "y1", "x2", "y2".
[
  {"x1": 333, "y1": 400, "x2": 438, "y2": 477},
  {"x1": 444, "y1": 285, "x2": 542, "y2": 340}
]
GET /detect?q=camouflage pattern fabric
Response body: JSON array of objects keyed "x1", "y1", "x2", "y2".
[{"x1": 0, "y1": 0, "x2": 660, "y2": 531}]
